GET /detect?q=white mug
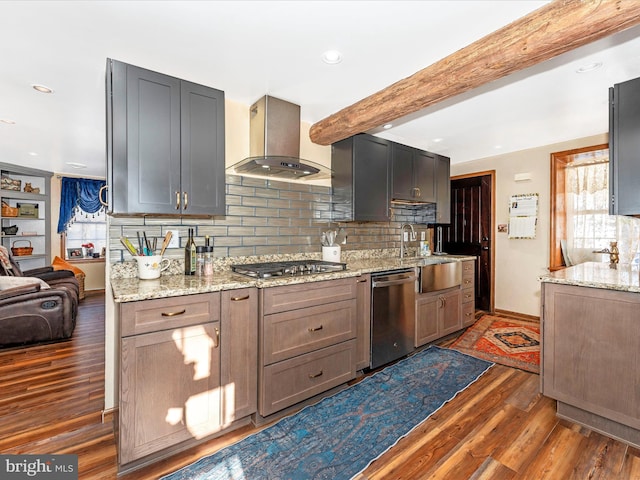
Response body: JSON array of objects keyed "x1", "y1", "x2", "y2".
[
  {"x1": 322, "y1": 245, "x2": 341, "y2": 262},
  {"x1": 135, "y1": 255, "x2": 170, "y2": 280}
]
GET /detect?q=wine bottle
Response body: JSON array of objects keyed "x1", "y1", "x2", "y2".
[{"x1": 184, "y1": 228, "x2": 197, "y2": 275}]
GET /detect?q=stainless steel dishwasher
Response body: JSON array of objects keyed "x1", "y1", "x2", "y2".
[{"x1": 371, "y1": 268, "x2": 416, "y2": 369}]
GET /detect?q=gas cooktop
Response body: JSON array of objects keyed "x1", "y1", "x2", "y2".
[{"x1": 231, "y1": 260, "x2": 347, "y2": 279}]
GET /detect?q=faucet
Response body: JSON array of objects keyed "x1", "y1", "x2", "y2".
[{"x1": 400, "y1": 223, "x2": 416, "y2": 258}]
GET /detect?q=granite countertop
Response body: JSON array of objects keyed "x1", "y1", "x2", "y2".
[
  {"x1": 110, "y1": 253, "x2": 476, "y2": 303},
  {"x1": 539, "y1": 261, "x2": 640, "y2": 293}
]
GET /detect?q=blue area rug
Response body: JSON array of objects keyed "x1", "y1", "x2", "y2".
[{"x1": 163, "y1": 346, "x2": 493, "y2": 480}]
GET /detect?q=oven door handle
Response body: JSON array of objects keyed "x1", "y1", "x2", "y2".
[{"x1": 372, "y1": 275, "x2": 415, "y2": 288}]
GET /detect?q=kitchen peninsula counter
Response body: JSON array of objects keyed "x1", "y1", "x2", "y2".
[
  {"x1": 540, "y1": 261, "x2": 640, "y2": 448},
  {"x1": 539, "y1": 261, "x2": 640, "y2": 293},
  {"x1": 110, "y1": 253, "x2": 476, "y2": 303}
]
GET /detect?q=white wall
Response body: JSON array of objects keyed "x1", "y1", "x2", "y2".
[{"x1": 451, "y1": 133, "x2": 608, "y2": 317}]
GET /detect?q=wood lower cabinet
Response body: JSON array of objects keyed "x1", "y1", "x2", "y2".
[
  {"x1": 355, "y1": 274, "x2": 371, "y2": 370},
  {"x1": 221, "y1": 288, "x2": 257, "y2": 425},
  {"x1": 415, "y1": 285, "x2": 463, "y2": 348},
  {"x1": 541, "y1": 282, "x2": 640, "y2": 447},
  {"x1": 461, "y1": 259, "x2": 476, "y2": 327},
  {"x1": 119, "y1": 289, "x2": 257, "y2": 468},
  {"x1": 258, "y1": 278, "x2": 358, "y2": 417}
]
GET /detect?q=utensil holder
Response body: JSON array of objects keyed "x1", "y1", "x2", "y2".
[{"x1": 322, "y1": 246, "x2": 341, "y2": 262}]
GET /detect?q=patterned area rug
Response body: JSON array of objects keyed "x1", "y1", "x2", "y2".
[
  {"x1": 162, "y1": 346, "x2": 493, "y2": 480},
  {"x1": 450, "y1": 315, "x2": 540, "y2": 374}
]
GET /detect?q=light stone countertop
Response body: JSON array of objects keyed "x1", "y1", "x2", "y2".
[
  {"x1": 539, "y1": 261, "x2": 640, "y2": 293},
  {"x1": 110, "y1": 253, "x2": 476, "y2": 303}
]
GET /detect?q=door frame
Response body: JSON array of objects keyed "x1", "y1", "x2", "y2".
[{"x1": 451, "y1": 170, "x2": 496, "y2": 314}]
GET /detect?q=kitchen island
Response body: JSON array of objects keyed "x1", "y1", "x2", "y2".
[{"x1": 540, "y1": 262, "x2": 640, "y2": 448}]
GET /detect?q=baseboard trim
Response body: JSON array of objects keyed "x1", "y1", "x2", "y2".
[{"x1": 493, "y1": 309, "x2": 540, "y2": 322}]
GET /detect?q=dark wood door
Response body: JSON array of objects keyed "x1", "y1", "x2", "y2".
[{"x1": 442, "y1": 174, "x2": 492, "y2": 312}]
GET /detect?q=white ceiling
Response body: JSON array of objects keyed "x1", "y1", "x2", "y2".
[{"x1": 2, "y1": 1, "x2": 640, "y2": 178}]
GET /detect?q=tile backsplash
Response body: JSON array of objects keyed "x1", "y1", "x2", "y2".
[{"x1": 108, "y1": 175, "x2": 437, "y2": 263}]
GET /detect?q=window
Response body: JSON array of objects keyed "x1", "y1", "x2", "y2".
[
  {"x1": 550, "y1": 144, "x2": 613, "y2": 269},
  {"x1": 62, "y1": 209, "x2": 107, "y2": 260},
  {"x1": 57, "y1": 176, "x2": 107, "y2": 261}
]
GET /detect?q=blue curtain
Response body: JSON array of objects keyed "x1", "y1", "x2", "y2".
[{"x1": 57, "y1": 177, "x2": 106, "y2": 234}]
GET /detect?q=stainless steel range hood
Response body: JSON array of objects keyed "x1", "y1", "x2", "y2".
[{"x1": 227, "y1": 96, "x2": 331, "y2": 180}]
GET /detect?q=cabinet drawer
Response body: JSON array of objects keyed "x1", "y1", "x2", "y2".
[
  {"x1": 462, "y1": 301, "x2": 476, "y2": 327},
  {"x1": 121, "y1": 292, "x2": 220, "y2": 336},
  {"x1": 462, "y1": 287, "x2": 475, "y2": 305},
  {"x1": 260, "y1": 340, "x2": 356, "y2": 416},
  {"x1": 263, "y1": 299, "x2": 356, "y2": 365},
  {"x1": 262, "y1": 277, "x2": 357, "y2": 315}
]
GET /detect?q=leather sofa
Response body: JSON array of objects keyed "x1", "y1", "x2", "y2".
[{"x1": 0, "y1": 247, "x2": 79, "y2": 347}]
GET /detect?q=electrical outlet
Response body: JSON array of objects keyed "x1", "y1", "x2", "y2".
[
  {"x1": 420, "y1": 231, "x2": 426, "y2": 241},
  {"x1": 403, "y1": 231, "x2": 409, "y2": 242},
  {"x1": 168, "y1": 230, "x2": 180, "y2": 248}
]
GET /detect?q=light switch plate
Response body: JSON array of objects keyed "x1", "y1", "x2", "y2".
[
  {"x1": 168, "y1": 230, "x2": 180, "y2": 248},
  {"x1": 421, "y1": 231, "x2": 426, "y2": 241}
]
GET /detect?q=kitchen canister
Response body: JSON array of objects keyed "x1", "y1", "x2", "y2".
[
  {"x1": 322, "y1": 245, "x2": 341, "y2": 262},
  {"x1": 135, "y1": 255, "x2": 171, "y2": 280}
]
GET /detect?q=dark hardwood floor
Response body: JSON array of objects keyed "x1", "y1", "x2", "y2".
[{"x1": 1, "y1": 294, "x2": 639, "y2": 479}]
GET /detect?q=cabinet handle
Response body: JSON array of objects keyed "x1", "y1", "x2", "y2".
[
  {"x1": 214, "y1": 327, "x2": 219, "y2": 348},
  {"x1": 465, "y1": 312, "x2": 473, "y2": 317},
  {"x1": 231, "y1": 294, "x2": 250, "y2": 301},
  {"x1": 357, "y1": 278, "x2": 368, "y2": 283},
  {"x1": 465, "y1": 280, "x2": 472, "y2": 285},
  {"x1": 183, "y1": 192, "x2": 188, "y2": 210},
  {"x1": 308, "y1": 370, "x2": 323, "y2": 379},
  {"x1": 98, "y1": 185, "x2": 108, "y2": 207},
  {"x1": 175, "y1": 191, "x2": 181, "y2": 210},
  {"x1": 308, "y1": 325, "x2": 324, "y2": 332},
  {"x1": 415, "y1": 187, "x2": 421, "y2": 198},
  {"x1": 161, "y1": 309, "x2": 186, "y2": 317}
]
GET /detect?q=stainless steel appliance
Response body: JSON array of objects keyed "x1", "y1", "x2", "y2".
[
  {"x1": 231, "y1": 260, "x2": 347, "y2": 278},
  {"x1": 370, "y1": 268, "x2": 416, "y2": 369}
]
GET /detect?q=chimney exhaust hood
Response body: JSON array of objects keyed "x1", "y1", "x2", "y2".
[{"x1": 227, "y1": 96, "x2": 331, "y2": 181}]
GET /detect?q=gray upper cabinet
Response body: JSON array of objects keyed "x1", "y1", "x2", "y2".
[
  {"x1": 106, "y1": 59, "x2": 225, "y2": 216},
  {"x1": 609, "y1": 76, "x2": 640, "y2": 216},
  {"x1": 435, "y1": 154, "x2": 451, "y2": 224},
  {"x1": 332, "y1": 133, "x2": 391, "y2": 222},
  {"x1": 392, "y1": 144, "x2": 436, "y2": 203}
]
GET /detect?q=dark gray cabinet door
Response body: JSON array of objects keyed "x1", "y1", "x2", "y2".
[
  {"x1": 180, "y1": 81, "x2": 225, "y2": 215},
  {"x1": 435, "y1": 154, "x2": 451, "y2": 223},
  {"x1": 413, "y1": 150, "x2": 436, "y2": 202},
  {"x1": 392, "y1": 143, "x2": 414, "y2": 200},
  {"x1": 331, "y1": 133, "x2": 391, "y2": 222},
  {"x1": 125, "y1": 64, "x2": 182, "y2": 215},
  {"x1": 353, "y1": 135, "x2": 391, "y2": 221},
  {"x1": 610, "y1": 76, "x2": 640, "y2": 216}
]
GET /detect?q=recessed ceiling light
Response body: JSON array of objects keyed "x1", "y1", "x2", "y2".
[
  {"x1": 1, "y1": 119, "x2": 16, "y2": 125},
  {"x1": 383, "y1": 124, "x2": 393, "y2": 129},
  {"x1": 32, "y1": 84, "x2": 54, "y2": 94},
  {"x1": 66, "y1": 162, "x2": 87, "y2": 169},
  {"x1": 576, "y1": 62, "x2": 603, "y2": 74},
  {"x1": 494, "y1": 145, "x2": 503, "y2": 150},
  {"x1": 321, "y1": 50, "x2": 343, "y2": 65},
  {"x1": 432, "y1": 138, "x2": 443, "y2": 143},
  {"x1": 28, "y1": 152, "x2": 38, "y2": 156}
]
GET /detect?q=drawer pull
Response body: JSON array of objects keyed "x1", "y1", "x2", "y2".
[
  {"x1": 231, "y1": 295, "x2": 250, "y2": 301},
  {"x1": 464, "y1": 280, "x2": 472, "y2": 285},
  {"x1": 308, "y1": 325, "x2": 324, "y2": 332},
  {"x1": 357, "y1": 278, "x2": 368, "y2": 283},
  {"x1": 161, "y1": 309, "x2": 186, "y2": 317},
  {"x1": 465, "y1": 312, "x2": 473, "y2": 317},
  {"x1": 214, "y1": 327, "x2": 220, "y2": 348},
  {"x1": 308, "y1": 370, "x2": 323, "y2": 379}
]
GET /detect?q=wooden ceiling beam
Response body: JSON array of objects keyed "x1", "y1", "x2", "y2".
[{"x1": 309, "y1": 0, "x2": 640, "y2": 146}]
